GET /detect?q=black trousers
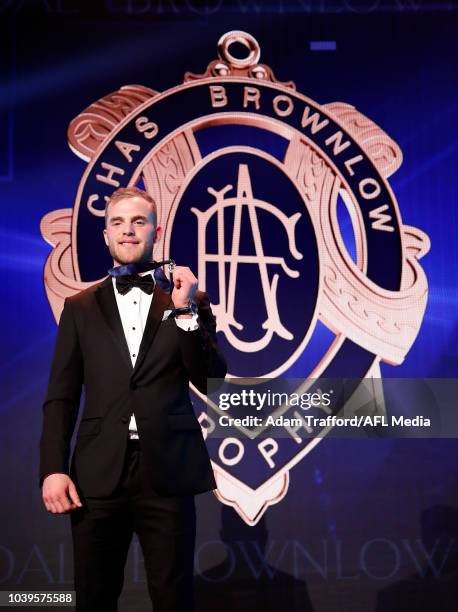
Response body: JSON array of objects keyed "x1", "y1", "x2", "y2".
[{"x1": 70, "y1": 439, "x2": 196, "y2": 612}]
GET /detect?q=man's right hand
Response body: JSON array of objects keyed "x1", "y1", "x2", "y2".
[{"x1": 42, "y1": 473, "x2": 83, "y2": 514}]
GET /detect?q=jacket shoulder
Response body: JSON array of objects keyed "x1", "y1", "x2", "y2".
[{"x1": 66, "y1": 277, "x2": 110, "y2": 306}]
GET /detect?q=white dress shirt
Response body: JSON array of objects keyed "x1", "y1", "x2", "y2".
[{"x1": 112, "y1": 273, "x2": 198, "y2": 439}]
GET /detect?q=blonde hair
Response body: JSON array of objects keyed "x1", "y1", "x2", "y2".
[{"x1": 105, "y1": 186, "x2": 157, "y2": 225}]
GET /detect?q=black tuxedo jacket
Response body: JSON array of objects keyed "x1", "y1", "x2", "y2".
[{"x1": 39, "y1": 276, "x2": 227, "y2": 497}]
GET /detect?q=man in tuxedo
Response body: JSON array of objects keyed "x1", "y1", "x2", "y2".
[{"x1": 39, "y1": 186, "x2": 227, "y2": 611}]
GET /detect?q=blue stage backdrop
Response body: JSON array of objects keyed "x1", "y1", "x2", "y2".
[{"x1": 1, "y1": 3, "x2": 458, "y2": 611}]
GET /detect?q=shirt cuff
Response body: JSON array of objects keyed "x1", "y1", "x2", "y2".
[{"x1": 174, "y1": 313, "x2": 199, "y2": 332}]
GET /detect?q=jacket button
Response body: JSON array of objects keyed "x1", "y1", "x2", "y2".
[
  {"x1": 130, "y1": 381, "x2": 137, "y2": 390},
  {"x1": 121, "y1": 416, "x2": 129, "y2": 424}
]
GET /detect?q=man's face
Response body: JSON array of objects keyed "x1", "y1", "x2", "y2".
[{"x1": 103, "y1": 196, "x2": 161, "y2": 266}]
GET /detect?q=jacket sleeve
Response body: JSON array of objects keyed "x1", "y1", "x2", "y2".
[
  {"x1": 39, "y1": 298, "x2": 83, "y2": 487},
  {"x1": 176, "y1": 290, "x2": 227, "y2": 395}
]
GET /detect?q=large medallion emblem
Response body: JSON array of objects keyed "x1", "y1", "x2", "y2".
[{"x1": 41, "y1": 31, "x2": 430, "y2": 524}]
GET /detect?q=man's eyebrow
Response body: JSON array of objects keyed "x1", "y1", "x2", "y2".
[{"x1": 109, "y1": 215, "x2": 148, "y2": 223}]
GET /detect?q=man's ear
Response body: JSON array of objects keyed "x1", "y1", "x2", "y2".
[
  {"x1": 103, "y1": 228, "x2": 109, "y2": 246},
  {"x1": 154, "y1": 225, "x2": 162, "y2": 244}
]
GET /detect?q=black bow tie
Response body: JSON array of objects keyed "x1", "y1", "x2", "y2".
[{"x1": 115, "y1": 274, "x2": 154, "y2": 295}]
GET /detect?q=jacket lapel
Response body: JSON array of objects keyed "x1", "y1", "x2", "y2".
[
  {"x1": 132, "y1": 285, "x2": 173, "y2": 378},
  {"x1": 94, "y1": 276, "x2": 173, "y2": 377},
  {"x1": 95, "y1": 277, "x2": 134, "y2": 372}
]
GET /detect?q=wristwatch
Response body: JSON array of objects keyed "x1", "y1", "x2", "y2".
[{"x1": 168, "y1": 301, "x2": 198, "y2": 318}]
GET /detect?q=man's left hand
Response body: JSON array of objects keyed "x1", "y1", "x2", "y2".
[{"x1": 171, "y1": 266, "x2": 198, "y2": 308}]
